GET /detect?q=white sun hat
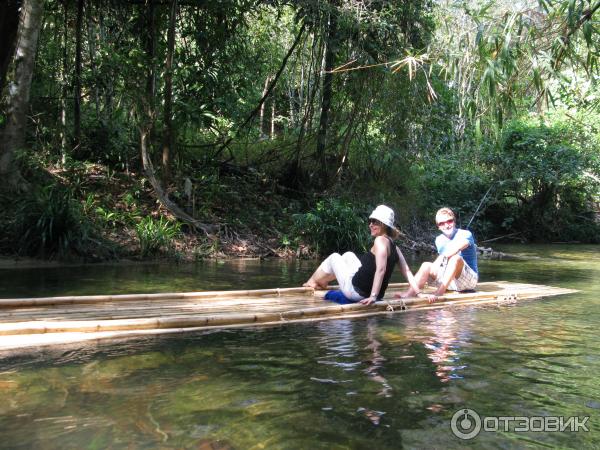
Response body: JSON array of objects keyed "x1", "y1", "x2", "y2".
[{"x1": 369, "y1": 205, "x2": 396, "y2": 228}]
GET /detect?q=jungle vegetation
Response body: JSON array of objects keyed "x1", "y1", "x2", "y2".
[{"x1": 0, "y1": 0, "x2": 599, "y2": 260}]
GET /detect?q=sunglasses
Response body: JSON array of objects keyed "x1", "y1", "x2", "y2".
[
  {"x1": 368, "y1": 218, "x2": 383, "y2": 226},
  {"x1": 437, "y1": 219, "x2": 455, "y2": 227}
]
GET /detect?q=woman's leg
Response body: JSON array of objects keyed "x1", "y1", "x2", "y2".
[
  {"x1": 336, "y1": 252, "x2": 363, "y2": 300},
  {"x1": 303, "y1": 268, "x2": 335, "y2": 289},
  {"x1": 303, "y1": 253, "x2": 340, "y2": 289},
  {"x1": 303, "y1": 252, "x2": 361, "y2": 296}
]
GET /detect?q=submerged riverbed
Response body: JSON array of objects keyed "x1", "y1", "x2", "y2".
[{"x1": 0, "y1": 245, "x2": 599, "y2": 449}]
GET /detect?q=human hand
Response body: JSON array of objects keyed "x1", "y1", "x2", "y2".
[
  {"x1": 359, "y1": 297, "x2": 375, "y2": 306},
  {"x1": 427, "y1": 294, "x2": 439, "y2": 304}
]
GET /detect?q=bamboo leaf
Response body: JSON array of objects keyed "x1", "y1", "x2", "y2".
[
  {"x1": 533, "y1": 67, "x2": 543, "y2": 92},
  {"x1": 583, "y1": 21, "x2": 593, "y2": 46},
  {"x1": 479, "y1": 0, "x2": 496, "y2": 17}
]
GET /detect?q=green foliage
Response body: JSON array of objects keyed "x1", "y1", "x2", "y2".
[
  {"x1": 429, "y1": 0, "x2": 600, "y2": 132},
  {"x1": 291, "y1": 199, "x2": 371, "y2": 256},
  {"x1": 415, "y1": 153, "x2": 490, "y2": 225},
  {"x1": 135, "y1": 216, "x2": 181, "y2": 257},
  {"x1": 80, "y1": 113, "x2": 134, "y2": 170},
  {"x1": 15, "y1": 185, "x2": 96, "y2": 259},
  {"x1": 4, "y1": 0, "x2": 599, "y2": 259},
  {"x1": 482, "y1": 116, "x2": 600, "y2": 242},
  {"x1": 410, "y1": 110, "x2": 600, "y2": 243}
]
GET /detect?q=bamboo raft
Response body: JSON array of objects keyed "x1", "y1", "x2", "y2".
[{"x1": 0, "y1": 281, "x2": 577, "y2": 352}]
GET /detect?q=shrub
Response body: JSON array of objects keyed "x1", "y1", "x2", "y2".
[
  {"x1": 136, "y1": 216, "x2": 181, "y2": 257},
  {"x1": 292, "y1": 199, "x2": 371, "y2": 256},
  {"x1": 482, "y1": 117, "x2": 600, "y2": 242},
  {"x1": 15, "y1": 185, "x2": 96, "y2": 258}
]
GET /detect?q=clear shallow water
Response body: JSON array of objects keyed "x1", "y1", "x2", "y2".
[{"x1": 0, "y1": 245, "x2": 599, "y2": 449}]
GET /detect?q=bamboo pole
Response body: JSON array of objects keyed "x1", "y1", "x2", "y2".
[
  {"x1": 0, "y1": 284, "x2": 577, "y2": 337},
  {"x1": 0, "y1": 286, "x2": 314, "y2": 308}
]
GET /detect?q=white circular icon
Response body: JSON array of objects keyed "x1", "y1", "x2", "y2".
[{"x1": 451, "y1": 408, "x2": 482, "y2": 440}]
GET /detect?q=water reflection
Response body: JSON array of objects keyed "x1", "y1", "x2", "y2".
[
  {"x1": 364, "y1": 320, "x2": 392, "y2": 398},
  {"x1": 406, "y1": 309, "x2": 469, "y2": 383}
]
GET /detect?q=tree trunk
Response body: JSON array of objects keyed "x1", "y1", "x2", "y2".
[
  {"x1": 270, "y1": 102, "x2": 275, "y2": 138},
  {"x1": 259, "y1": 75, "x2": 271, "y2": 138},
  {"x1": 0, "y1": 0, "x2": 21, "y2": 96},
  {"x1": 86, "y1": 0, "x2": 100, "y2": 116},
  {"x1": 289, "y1": 34, "x2": 322, "y2": 189},
  {"x1": 137, "y1": 1, "x2": 211, "y2": 234},
  {"x1": 144, "y1": 2, "x2": 156, "y2": 137},
  {"x1": 161, "y1": 0, "x2": 177, "y2": 187},
  {"x1": 73, "y1": 0, "x2": 83, "y2": 156},
  {"x1": 140, "y1": 125, "x2": 215, "y2": 235},
  {"x1": 60, "y1": 0, "x2": 68, "y2": 166},
  {"x1": 335, "y1": 90, "x2": 363, "y2": 180},
  {"x1": 315, "y1": 2, "x2": 338, "y2": 187},
  {"x1": 98, "y1": 12, "x2": 112, "y2": 116},
  {"x1": 0, "y1": 0, "x2": 45, "y2": 192}
]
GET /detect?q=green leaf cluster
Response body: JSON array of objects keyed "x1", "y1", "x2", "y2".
[
  {"x1": 135, "y1": 216, "x2": 181, "y2": 258},
  {"x1": 291, "y1": 199, "x2": 371, "y2": 256},
  {"x1": 14, "y1": 185, "x2": 98, "y2": 259}
]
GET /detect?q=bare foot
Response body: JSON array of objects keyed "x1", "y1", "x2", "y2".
[{"x1": 303, "y1": 280, "x2": 328, "y2": 290}]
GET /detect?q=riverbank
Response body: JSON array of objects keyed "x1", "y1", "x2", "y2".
[{"x1": 0, "y1": 161, "x2": 564, "y2": 265}]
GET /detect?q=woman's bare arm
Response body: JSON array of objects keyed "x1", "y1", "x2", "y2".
[{"x1": 396, "y1": 246, "x2": 420, "y2": 294}]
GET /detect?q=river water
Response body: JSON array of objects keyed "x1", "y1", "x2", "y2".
[{"x1": 0, "y1": 245, "x2": 599, "y2": 449}]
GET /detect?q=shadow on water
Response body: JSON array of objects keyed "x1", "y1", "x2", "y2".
[{"x1": 1, "y1": 245, "x2": 600, "y2": 449}]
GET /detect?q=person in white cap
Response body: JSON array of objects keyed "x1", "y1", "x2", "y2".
[
  {"x1": 303, "y1": 205, "x2": 420, "y2": 305},
  {"x1": 396, "y1": 207, "x2": 478, "y2": 302}
]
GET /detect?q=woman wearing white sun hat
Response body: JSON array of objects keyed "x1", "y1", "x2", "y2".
[{"x1": 303, "y1": 205, "x2": 419, "y2": 305}]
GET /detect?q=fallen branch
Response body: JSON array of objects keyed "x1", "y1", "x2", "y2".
[{"x1": 479, "y1": 232, "x2": 523, "y2": 244}]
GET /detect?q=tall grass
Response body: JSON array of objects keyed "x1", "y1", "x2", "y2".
[
  {"x1": 15, "y1": 185, "x2": 95, "y2": 258},
  {"x1": 136, "y1": 216, "x2": 181, "y2": 257}
]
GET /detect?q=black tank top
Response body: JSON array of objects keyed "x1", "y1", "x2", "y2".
[{"x1": 351, "y1": 237, "x2": 399, "y2": 300}]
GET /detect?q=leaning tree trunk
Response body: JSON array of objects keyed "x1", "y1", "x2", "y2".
[
  {"x1": 140, "y1": 125, "x2": 215, "y2": 235},
  {"x1": 0, "y1": 0, "x2": 45, "y2": 192}
]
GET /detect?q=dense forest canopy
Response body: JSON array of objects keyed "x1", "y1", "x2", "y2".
[{"x1": 0, "y1": 0, "x2": 598, "y2": 259}]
